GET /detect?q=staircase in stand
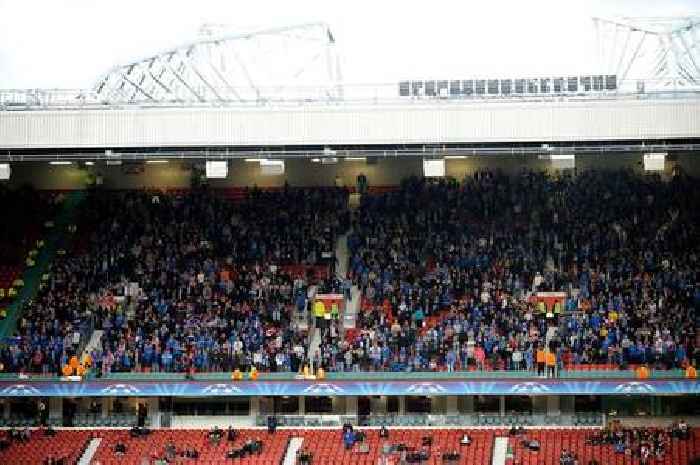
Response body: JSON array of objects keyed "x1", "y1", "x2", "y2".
[
  {"x1": 492, "y1": 436, "x2": 508, "y2": 465},
  {"x1": 77, "y1": 437, "x2": 102, "y2": 465},
  {"x1": 282, "y1": 437, "x2": 305, "y2": 465},
  {"x1": 0, "y1": 190, "x2": 85, "y2": 340}
]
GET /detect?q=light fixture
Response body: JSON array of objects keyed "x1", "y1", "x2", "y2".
[
  {"x1": 145, "y1": 160, "x2": 168, "y2": 164},
  {"x1": 345, "y1": 157, "x2": 366, "y2": 161},
  {"x1": 244, "y1": 158, "x2": 261, "y2": 162},
  {"x1": 444, "y1": 155, "x2": 467, "y2": 159},
  {"x1": 311, "y1": 158, "x2": 321, "y2": 162},
  {"x1": 84, "y1": 161, "x2": 95, "y2": 166},
  {"x1": 49, "y1": 161, "x2": 72, "y2": 165}
]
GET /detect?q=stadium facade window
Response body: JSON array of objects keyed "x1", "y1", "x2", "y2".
[
  {"x1": 593, "y1": 75, "x2": 604, "y2": 91},
  {"x1": 581, "y1": 76, "x2": 592, "y2": 91},
  {"x1": 605, "y1": 74, "x2": 617, "y2": 90},
  {"x1": 405, "y1": 396, "x2": 432, "y2": 414},
  {"x1": 574, "y1": 395, "x2": 602, "y2": 413},
  {"x1": 411, "y1": 81, "x2": 424, "y2": 96},
  {"x1": 527, "y1": 79, "x2": 538, "y2": 93},
  {"x1": 272, "y1": 396, "x2": 300, "y2": 414},
  {"x1": 387, "y1": 397, "x2": 400, "y2": 414},
  {"x1": 553, "y1": 77, "x2": 564, "y2": 93},
  {"x1": 475, "y1": 396, "x2": 500, "y2": 413},
  {"x1": 487, "y1": 79, "x2": 499, "y2": 94},
  {"x1": 436, "y1": 80, "x2": 448, "y2": 97},
  {"x1": 462, "y1": 80, "x2": 474, "y2": 96},
  {"x1": 505, "y1": 396, "x2": 533, "y2": 414},
  {"x1": 500, "y1": 79, "x2": 512, "y2": 95},
  {"x1": 305, "y1": 396, "x2": 333, "y2": 414}
]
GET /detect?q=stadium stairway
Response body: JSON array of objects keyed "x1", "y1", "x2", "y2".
[
  {"x1": 83, "y1": 329, "x2": 105, "y2": 355},
  {"x1": 492, "y1": 437, "x2": 509, "y2": 465},
  {"x1": 282, "y1": 437, "x2": 305, "y2": 465},
  {"x1": 77, "y1": 437, "x2": 102, "y2": 465},
  {"x1": 0, "y1": 190, "x2": 85, "y2": 340},
  {"x1": 343, "y1": 285, "x2": 361, "y2": 330},
  {"x1": 309, "y1": 325, "x2": 323, "y2": 372}
]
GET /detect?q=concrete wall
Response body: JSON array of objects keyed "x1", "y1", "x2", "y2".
[
  {"x1": 2, "y1": 153, "x2": 698, "y2": 190},
  {"x1": 3, "y1": 98, "x2": 699, "y2": 148}
]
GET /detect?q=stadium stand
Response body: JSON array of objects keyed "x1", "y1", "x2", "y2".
[
  {"x1": 2, "y1": 171, "x2": 698, "y2": 376},
  {"x1": 0, "y1": 187, "x2": 56, "y2": 308},
  {"x1": 0, "y1": 426, "x2": 696, "y2": 465},
  {"x1": 1, "y1": 187, "x2": 350, "y2": 375},
  {"x1": 335, "y1": 172, "x2": 698, "y2": 373}
]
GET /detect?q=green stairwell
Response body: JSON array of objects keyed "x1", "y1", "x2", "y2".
[{"x1": 0, "y1": 191, "x2": 86, "y2": 341}]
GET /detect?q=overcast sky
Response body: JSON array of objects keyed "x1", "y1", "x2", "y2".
[{"x1": 0, "y1": 0, "x2": 697, "y2": 89}]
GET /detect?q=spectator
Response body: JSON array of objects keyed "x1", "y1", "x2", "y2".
[{"x1": 343, "y1": 429, "x2": 355, "y2": 450}]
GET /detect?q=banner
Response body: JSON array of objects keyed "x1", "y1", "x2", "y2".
[{"x1": 0, "y1": 379, "x2": 697, "y2": 397}]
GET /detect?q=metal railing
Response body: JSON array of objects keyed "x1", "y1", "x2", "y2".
[
  {"x1": 255, "y1": 413, "x2": 603, "y2": 428},
  {"x1": 1, "y1": 79, "x2": 699, "y2": 111},
  {"x1": 0, "y1": 368, "x2": 686, "y2": 382}
]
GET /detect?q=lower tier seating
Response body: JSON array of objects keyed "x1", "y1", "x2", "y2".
[{"x1": 0, "y1": 427, "x2": 697, "y2": 465}]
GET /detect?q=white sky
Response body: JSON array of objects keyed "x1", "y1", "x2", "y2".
[{"x1": 0, "y1": 0, "x2": 697, "y2": 89}]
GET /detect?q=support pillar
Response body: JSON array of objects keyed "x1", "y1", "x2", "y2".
[
  {"x1": 146, "y1": 398, "x2": 159, "y2": 428},
  {"x1": 371, "y1": 396, "x2": 388, "y2": 415},
  {"x1": 250, "y1": 397, "x2": 260, "y2": 421},
  {"x1": 2, "y1": 400, "x2": 10, "y2": 420},
  {"x1": 532, "y1": 397, "x2": 547, "y2": 415},
  {"x1": 546, "y1": 396, "x2": 561, "y2": 417},
  {"x1": 398, "y1": 396, "x2": 406, "y2": 415},
  {"x1": 462, "y1": 396, "x2": 474, "y2": 414},
  {"x1": 346, "y1": 397, "x2": 358, "y2": 418},
  {"x1": 499, "y1": 396, "x2": 506, "y2": 416},
  {"x1": 298, "y1": 397, "x2": 305, "y2": 415},
  {"x1": 49, "y1": 398, "x2": 62, "y2": 424}
]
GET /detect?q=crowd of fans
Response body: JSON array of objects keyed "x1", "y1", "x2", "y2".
[
  {"x1": 319, "y1": 170, "x2": 698, "y2": 373},
  {"x1": 0, "y1": 186, "x2": 55, "y2": 265},
  {"x1": 586, "y1": 420, "x2": 691, "y2": 464},
  {"x1": 1, "y1": 186, "x2": 349, "y2": 375},
  {"x1": 1, "y1": 169, "x2": 698, "y2": 375}
]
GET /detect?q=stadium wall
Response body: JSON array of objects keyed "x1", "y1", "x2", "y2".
[
  {"x1": 3, "y1": 153, "x2": 698, "y2": 190},
  {"x1": 1, "y1": 98, "x2": 699, "y2": 148}
]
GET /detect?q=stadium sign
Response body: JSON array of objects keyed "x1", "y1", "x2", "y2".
[{"x1": 399, "y1": 75, "x2": 617, "y2": 98}]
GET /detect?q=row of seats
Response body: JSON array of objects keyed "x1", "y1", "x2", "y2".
[
  {"x1": 0, "y1": 430, "x2": 91, "y2": 465},
  {"x1": 0, "y1": 428, "x2": 698, "y2": 465},
  {"x1": 506, "y1": 429, "x2": 700, "y2": 465}
]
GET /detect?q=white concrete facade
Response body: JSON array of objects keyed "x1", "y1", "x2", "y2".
[{"x1": 1, "y1": 97, "x2": 698, "y2": 149}]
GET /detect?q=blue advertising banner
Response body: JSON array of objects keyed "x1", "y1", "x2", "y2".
[{"x1": 0, "y1": 379, "x2": 698, "y2": 397}]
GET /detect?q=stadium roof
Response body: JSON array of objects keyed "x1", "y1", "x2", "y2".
[{"x1": 91, "y1": 22, "x2": 343, "y2": 105}]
